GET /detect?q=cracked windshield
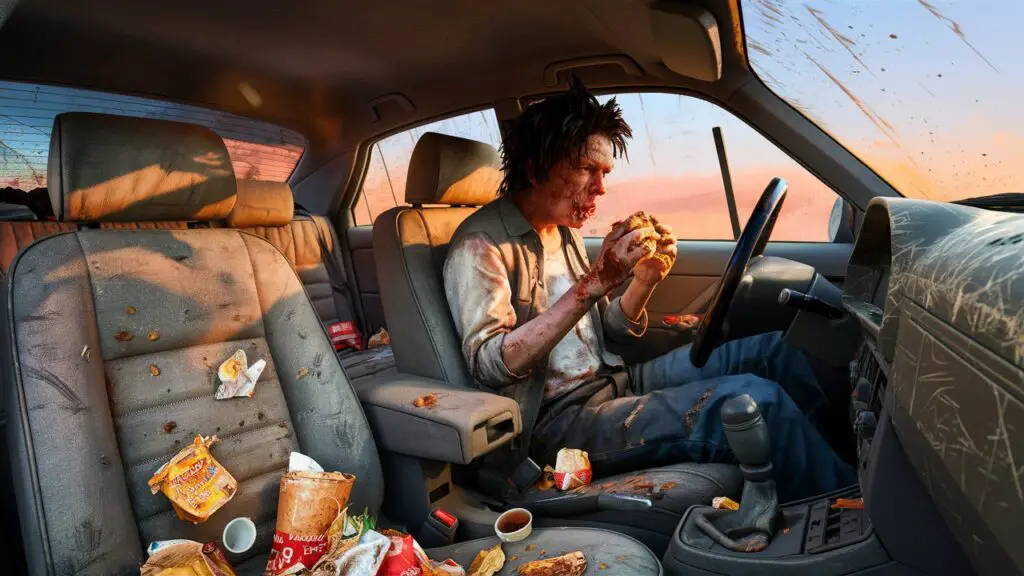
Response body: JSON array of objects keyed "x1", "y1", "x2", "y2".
[{"x1": 743, "y1": 0, "x2": 1023, "y2": 202}]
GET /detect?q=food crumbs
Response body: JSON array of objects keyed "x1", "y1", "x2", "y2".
[
  {"x1": 783, "y1": 527, "x2": 791, "y2": 535},
  {"x1": 127, "y1": 306, "x2": 137, "y2": 315},
  {"x1": 114, "y1": 330, "x2": 133, "y2": 342},
  {"x1": 617, "y1": 555, "x2": 625, "y2": 561},
  {"x1": 525, "y1": 544, "x2": 536, "y2": 551},
  {"x1": 163, "y1": 421, "x2": 177, "y2": 433},
  {"x1": 413, "y1": 393, "x2": 439, "y2": 408},
  {"x1": 297, "y1": 367, "x2": 309, "y2": 378},
  {"x1": 147, "y1": 331, "x2": 160, "y2": 341},
  {"x1": 634, "y1": 481, "x2": 655, "y2": 490},
  {"x1": 539, "y1": 549, "x2": 546, "y2": 556},
  {"x1": 661, "y1": 482, "x2": 677, "y2": 490},
  {"x1": 509, "y1": 555, "x2": 518, "y2": 561},
  {"x1": 149, "y1": 364, "x2": 160, "y2": 376},
  {"x1": 599, "y1": 562, "x2": 608, "y2": 570}
]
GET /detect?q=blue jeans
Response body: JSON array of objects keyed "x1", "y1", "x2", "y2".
[{"x1": 533, "y1": 332, "x2": 856, "y2": 503}]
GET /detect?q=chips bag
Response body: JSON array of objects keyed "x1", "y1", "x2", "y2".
[
  {"x1": 553, "y1": 448, "x2": 592, "y2": 491},
  {"x1": 140, "y1": 540, "x2": 237, "y2": 576},
  {"x1": 148, "y1": 436, "x2": 237, "y2": 524}
]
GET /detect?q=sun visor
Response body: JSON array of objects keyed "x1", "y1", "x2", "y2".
[{"x1": 650, "y1": 3, "x2": 722, "y2": 82}]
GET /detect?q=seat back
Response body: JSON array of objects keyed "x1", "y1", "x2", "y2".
[
  {"x1": 373, "y1": 132, "x2": 502, "y2": 388},
  {"x1": 3, "y1": 113, "x2": 382, "y2": 574}
]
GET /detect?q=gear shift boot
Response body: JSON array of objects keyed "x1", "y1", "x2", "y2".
[{"x1": 694, "y1": 394, "x2": 781, "y2": 552}]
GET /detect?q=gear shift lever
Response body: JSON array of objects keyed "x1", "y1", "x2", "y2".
[{"x1": 694, "y1": 394, "x2": 781, "y2": 552}]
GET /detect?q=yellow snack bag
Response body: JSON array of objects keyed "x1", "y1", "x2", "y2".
[{"x1": 148, "y1": 435, "x2": 237, "y2": 524}]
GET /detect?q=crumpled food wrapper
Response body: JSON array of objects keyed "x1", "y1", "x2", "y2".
[
  {"x1": 147, "y1": 436, "x2": 237, "y2": 524},
  {"x1": 265, "y1": 452, "x2": 356, "y2": 575},
  {"x1": 310, "y1": 508, "x2": 386, "y2": 576},
  {"x1": 140, "y1": 540, "x2": 237, "y2": 576},
  {"x1": 467, "y1": 543, "x2": 504, "y2": 576},
  {"x1": 367, "y1": 327, "x2": 391, "y2": 349},
  {"x1": 553, "y1": 448, "x2": 592, "y2": 491},
  {"x1": 378, "y1": 530, "x2": 465, "y2": 576},
  {"x1": 215, "y1": 349, "x2": 266, "y2": 400}
]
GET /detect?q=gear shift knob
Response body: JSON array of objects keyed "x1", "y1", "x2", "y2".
[{"x1": 721, "y1": 394, "x2": 771, "y2": 469}]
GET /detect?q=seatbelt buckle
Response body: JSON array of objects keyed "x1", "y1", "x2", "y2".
[
  {"x1": 419, "y1": 507, "x2": 459, "y2": 547},
  {"x1": 327, "y1": 321, "x2": 363, "y2": 352}
]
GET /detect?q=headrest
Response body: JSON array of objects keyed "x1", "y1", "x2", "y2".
[
  {"x1": 226, "y1": 179, "x2": 295, "y2": 228},
  {"x1": 48, "y1": 112, "x2": 237, "y2": 222},
  {"x1": 405, "y1": 132, "x2": 502, "y2": 206}
]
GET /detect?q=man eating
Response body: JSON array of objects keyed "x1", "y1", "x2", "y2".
[{"x1": 442, "y1": 78, "x2": 854, "y2": 502}]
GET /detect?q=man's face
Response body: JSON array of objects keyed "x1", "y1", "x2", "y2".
[{"x1": 533, "y1": 134, "x2": 613, "y2": 228}]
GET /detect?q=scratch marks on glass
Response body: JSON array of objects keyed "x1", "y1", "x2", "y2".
[
  {"x1": 804, "y1": 6, "x2": 879, "y2": 80},
  {"x1": 917, "y1": 0, "x2": 998, "y2": 72}
]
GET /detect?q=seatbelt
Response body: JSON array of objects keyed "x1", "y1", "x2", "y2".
[{"x1": 296, "y1": 207, "x2": 363, "y2": 336}]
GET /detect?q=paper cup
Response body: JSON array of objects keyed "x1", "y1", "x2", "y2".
[
  {"x1": 222, "y1": 517, "x2": 256, "y2": 554},
  {"x1": 495, "y1": 508, "x2": 533, "y2": 542}
]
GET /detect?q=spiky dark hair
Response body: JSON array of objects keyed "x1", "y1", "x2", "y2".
[{"x1": 498, "y1": 76, "x2": 632, "y2": 197}]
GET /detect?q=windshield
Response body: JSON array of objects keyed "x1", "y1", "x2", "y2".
[{"x1": 743, "y1": 0, "x2": 1023, "y2": 202}]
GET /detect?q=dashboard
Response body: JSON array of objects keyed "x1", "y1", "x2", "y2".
[{"x1": 840, "y1": 197, "x2": 1024, "y2": 575}]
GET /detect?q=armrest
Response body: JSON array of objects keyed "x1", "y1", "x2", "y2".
[{"x1": 353, "y1": 373, "x2": 522, "y2": 464}]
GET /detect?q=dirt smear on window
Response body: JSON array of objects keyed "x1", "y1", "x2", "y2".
[
  {"x1": 804, "y1": 6, "x2": 879, "y2": 80},
  {"x1": 803, "y1": 54, "x2": 900, "y2": 148},
  {"x1": 917, "y1": 0, "x2": 998, "y2": 72}
]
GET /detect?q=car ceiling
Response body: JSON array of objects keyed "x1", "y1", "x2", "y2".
[{"x1": 0, "y1": 0, "x2": 749, "y2": 169}]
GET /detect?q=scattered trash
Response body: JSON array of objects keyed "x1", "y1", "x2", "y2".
[
  {"x1": 525, "y1": 544, "x2": 537, "y2": 552},
  {"x1": 162, "y1": 421, "x2": 177, "y2": 433},
  {"x1": 140, "y1": 540, "x2": 236, "y2": 576},
  {"x1": 599, "y1": 562, "x2": 608, "y2": 570},
  {"x1": 328, "y1": 321, "x2": 363, "y2": 352},
  {"x1": 553, "y1": 448, "x2": 592, "y2": 490},
  {"x1": 831, "y1": 497, "x2": 864, "y2": 510},
  {"x1": 215, "y1": 349, "x2": 266, "y2": 400},
  {"x1": 127, "y1": 306, "x2": 137, "y2": 315},
  {"x1": 633, "y1": 481, "x2": 655, "y2": 490},
  {"x1": 509, "y1": 555, "x2": 519, "y2": 562},
  {"x1": 80, "y1": 345, "x2": 90, "y2": 362},
  {"x1": 517, "y1": 551, "x2": 586, "y2": 575},
  {"x1": 379, "y1": 529, "x2": 466, "y2": 575},
  {"x1": 413, "y1": 393, "x2": 439, "y2": 409},
  {"x1": 661, "y1": 482, "x2": 677, "y2": 491},
  {"x1": 297, "y1": 367, "x2": 310, "y2": 378},
  {"x1": 367, "y1": 327, "x2": 391, "y2": 349},
  {"x1": 148, "y1": 435, "x2": 237, "y2": 524},
  {"x1": 147, "y1": 331, "x2": 160, "y2": 341},
  {"x1": 468, "y1": 541, "x2": 503, "y2": 573},
  {"x1": 310, "y1": 508, "x2": 386, "y2": 575},
  {"x1": 266, "y1": 452, "x2": 356, "y2": 575},
  {"x1": 114, "y1": 330, "x2": 134, "y2": 342},
  {"x1": 534, "y1": 466, "x2": 555, "y2": 491},
  {"x1": 712, "y1": 496, "x2": 740, "y2": 511},
  {"x1": 149, "y1": 364, "x2": 161, "y2": 377}
]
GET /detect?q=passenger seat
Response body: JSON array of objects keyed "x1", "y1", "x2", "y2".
[
  {"x1": 226, "y1": 179, "x2": 396, "y2": 381},
  {"x1": 3, "y1": 112, "x2": 662, "y2": 574}
]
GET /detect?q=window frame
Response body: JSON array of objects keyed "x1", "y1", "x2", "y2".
[
  {"x1": 345, "y1": 105, "x2": 502, "y2": 227},
  {"x1": 342, "y1": 87, "x2": 850, "y2": 244}
]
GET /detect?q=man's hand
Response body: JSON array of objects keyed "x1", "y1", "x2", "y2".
[
  {"x1": 581, "y1": 219, "x2": 658, "y2": 298},
  {"x1": 632, "y1": 219, "x2": 677, "y2": 287}
]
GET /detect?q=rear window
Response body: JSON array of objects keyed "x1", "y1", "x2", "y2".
[{"x1": 0, "y1": 81, "x2": 305, "y2": 189}]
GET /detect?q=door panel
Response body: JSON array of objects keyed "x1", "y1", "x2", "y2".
[
  {"x1": 584, "y1": 238, "x2": 852, "y2": 360},
  {"x1": 347, "y1": 226, "x2": 387, "y2": 333}
]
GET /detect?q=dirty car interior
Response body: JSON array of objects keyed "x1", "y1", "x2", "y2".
[{"x1": 0, "y1": 0, "x2": 1022, "y2": 574}]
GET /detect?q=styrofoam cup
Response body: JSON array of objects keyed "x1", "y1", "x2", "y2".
[{"x1": 222, "y1": 516, "x2": 257, "y2": 554}]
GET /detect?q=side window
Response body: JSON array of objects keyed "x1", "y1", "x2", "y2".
[
  {"x1": 353, "y1": 109, "x2": 502, "y2": 226},
  {"x1": 587, "y1": 93, "x2": 839, "y2": 242}
]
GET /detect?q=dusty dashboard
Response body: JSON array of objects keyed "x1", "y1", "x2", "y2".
[{"x1": 841, "y1": 197, "x2": 1024, "y2": 575}]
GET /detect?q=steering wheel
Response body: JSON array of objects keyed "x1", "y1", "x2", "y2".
[{"x1": 689, "y1": 177, "x2": 788, "y2": 367}]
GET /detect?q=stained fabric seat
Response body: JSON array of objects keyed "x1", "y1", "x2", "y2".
[
  {"x1": 373, "y1": 132, "x2": 741, "y2": 555},
  {"x1": 2, "y1": 112, "x2": 662, "y2": 574}
]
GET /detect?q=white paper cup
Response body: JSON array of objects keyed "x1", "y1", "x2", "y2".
[
  {"x1": 495, "y1": 508, "x2": 533, "y2": 542},
  {"x1": 222, "y1": 516, "x2": 257, "y2": 554}
]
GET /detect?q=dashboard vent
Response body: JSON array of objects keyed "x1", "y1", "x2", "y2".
[{"x1": 854, "y1": 344, "x2": 887, "y2": 412}]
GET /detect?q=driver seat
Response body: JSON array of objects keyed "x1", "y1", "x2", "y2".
[{"x1": 374, "y1": 132, "x2": 741, "y2": 553}]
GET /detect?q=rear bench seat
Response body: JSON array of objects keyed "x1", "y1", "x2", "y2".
[
  {"x1": 225, "y1": 179, "x2": 396, "y2": 380},
  {"x1": 0, "y1": 184, "x2": 394, "y2": 383}
]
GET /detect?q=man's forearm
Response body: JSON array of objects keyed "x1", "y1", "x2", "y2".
[
  {"x1": 500, "y1": 279, "x2": 601, "y2": 376},
  {"x1": 620, "y1": 279, "x2": 656, "y2": 322}
]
